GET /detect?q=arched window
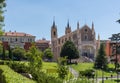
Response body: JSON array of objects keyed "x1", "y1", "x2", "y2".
[
  {"x1": 85, "y1": 34, "x2": 88, "y2": 40},
  {"x1": 53, "y1": 31, "x2": 56, "y2": 36}
]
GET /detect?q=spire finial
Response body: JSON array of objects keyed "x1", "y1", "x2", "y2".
[
  {"x1": 67, "y1": 19, "x2": 69, "y2": 27},
  {"x1": 53, "y1": 16, "x2": 55, "y2": 27},
  {"x1": 77, "y1": 21, "x2": 79, "y2": 29},
  {"x1": 98, "y1": 34, "x2": 100, "y2": 40},
  {"x1": 92, "y1": 21, "x2": 94, "y2": 29}
]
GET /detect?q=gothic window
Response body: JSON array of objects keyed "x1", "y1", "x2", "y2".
[
  {"x1": 69, "y1": 37, "x2": 71, "y2": 40},
  {"x1": 58, "y1": 39, "x2": 60, "y2": 44},
  {"x1": 85, "y1": 29, "x2": 87, "y2": 32},
  {"x1": 65, "y1": 38, "x2": 67, "y2": 41},
  {"x1": 53, "y1": 31, "x2": 56, "y2": 36},
  {"x1": 85, "y1": 34, "x2": 88, "y2": 40}
]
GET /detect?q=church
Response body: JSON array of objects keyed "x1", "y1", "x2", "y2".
[{"x1": 51, "y1": 20, "x2": 100, "y2": 61}]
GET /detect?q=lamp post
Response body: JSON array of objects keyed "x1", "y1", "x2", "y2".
[
  {"x1": 95, "y1": 65, "x2": 98, "y2": 83},
  {"x1": 92, "y1": 70, "x2": 95, "y2": 83},
  {"x1": 110, "y1": 71, "x2": 113, "y2": 82},
  {"x1": 117, "y1": 69, "x2": 120, "y2": 83},
  {"x1": 102, "y1": 66, "x2": 104, "y2": 83}
]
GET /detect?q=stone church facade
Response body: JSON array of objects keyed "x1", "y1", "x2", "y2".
[{"x1": 51, "y1": 21, "x2": 100, "y2": 61}]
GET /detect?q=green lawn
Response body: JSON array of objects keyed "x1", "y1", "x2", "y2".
[
  {"x1": 42, "y1": 62, "x2": 57, "y2": 70},
  {"x1": 100, "y1": 79, "x2": 120, "y2": 83},
  {"x1": 71, "y1": 63, "x2": 117, "y2": 77}
]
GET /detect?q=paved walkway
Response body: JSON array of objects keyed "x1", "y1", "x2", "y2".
[
  {"x1": 69, "y1": 67, "x2": 120, "y2": 83},
  {"x1": 69, "y1": 66, "x2": 79, "y2": 78}
]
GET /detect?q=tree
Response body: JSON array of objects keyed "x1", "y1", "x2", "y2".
[
  {"x1": 27, "y1": 45, "x2": 43, "y2": 73},
  {"x1": 2, "y1": 45, "x2": 5, "y2": 60},
  {"x1": 60, "y1": 40, "x2": 79, "y2": 63},
  {"x1": 94, "y1": 43, "x2": 108, "y2": 70},
  {"x1": 12, "y1": 46, "x2": 25, "y2": 60},
  {"x1": 8, "y1": 45, "x2": 13, "y2": 60},
  {"x1": 57, "y1": 57, "x2": 69, "y2": 79},
  {"x1": 43, "y1": 48, "x2": 53, "y2": 61},
  {"x1": 117, "y1": 19, "x2": 120, "y2": 23},
  {"x1": 0, "y1": 0, "x2": 6, "y2": 35}
]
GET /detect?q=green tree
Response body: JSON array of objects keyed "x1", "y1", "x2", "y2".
[
  {"x1": 44, "y1": 48, "x2": 53, "y2": 61},
  {"x1": 117, "y1": 19, "x2": 120, "y2": 23},
  {"x1": 60, "y1": 40, "x2": 79, "y2": 63},
  {"x1": 12, "y1": 46, "x2": 25, "y2": 60},
  {"x1": 2, "y1": 46, "x2": 5, "y2": 60},
  {"x1": 0, "y1": 0, "x2": 6, "y2": 35},
  {"x1": 57, "y1": 57, "x2": 69, "y2": 79},
  {"x1": 94, "y1": 43, "x2": 108, "y2": 70},
  {"x1": 27, "y1": 45, "x2": 43, "y2": 73},
  {"x1": 0, "y1": 44, "x2": 2, "y2": 56},
  {"x1": 8, "y1": 45, "x2": 13, "y2": 60}
]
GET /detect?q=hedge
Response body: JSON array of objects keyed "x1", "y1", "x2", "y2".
[{"x1": 0, "y1": 65, "x2": 36, "y2": 83}]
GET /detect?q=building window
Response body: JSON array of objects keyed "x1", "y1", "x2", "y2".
[
  {"x1": 69, "y1": 37, "x2": 71, "y2": 40},
  {"x1": 2, "y1": 38, "x2": 4, "y2": 41},
  {"x1": 85, "y1": 29, "x2": 87, "y2": 32},
  {"x1": 58, "y1": 39, "x2": 60, "y2": 44},
  {"x1": 65, "y1": 38, "x2": 67, "y2": 41},
  {"x1": 30, "y1": 39, "x2": 32, "y2": 42},
  {"x1": 16, "y1": 38, "x2": 18, "y2": 42},
  {"x1": 54, "y1": 31, "x2": 56, "y2": 36},
  {"x1": 85, "y1": 34, "x2": 88, "y2": 40}
]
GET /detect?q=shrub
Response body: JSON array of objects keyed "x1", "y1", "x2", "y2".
[
  {"x1": 79, "y1": 69, "x2": 95, "y2": 79},
  {"x1": 0, "y1": 65, "x2": 36, "y2": 83}
]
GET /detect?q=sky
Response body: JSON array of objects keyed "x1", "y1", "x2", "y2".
[{"x1": 4, "y1": 0, "x2": 120, "y2": 40}]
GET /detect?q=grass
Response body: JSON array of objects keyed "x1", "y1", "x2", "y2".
[
  {"x1": 71, "y1": 63, "x2": 117, "y2": 77},
  {"x1": 0, "y1": 65, "x2": 36, "y2": 83},
  {"x1": 100, "y1": 79, "x2": 120, "y2": 83}
]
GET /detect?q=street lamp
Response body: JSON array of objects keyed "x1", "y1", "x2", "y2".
[
  {"x1": 110, "y1": 71, "x2": 113, "y2": 82},
  {"x1": 117, "y1": 69, "x2": 120, "y2": 83},
  {"x1": 92, "y1": 70, "x2": 95, "y2": 83},
  {"x1": 102, "y1": 66, "x2": 104, "y2": 83}
]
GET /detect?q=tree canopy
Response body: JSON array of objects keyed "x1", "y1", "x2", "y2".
[
  {"x1": 0, "y1": 0, "x2": 6, "y2": 35},
  {"x1": 60, "y1": 40, "x2": 79, "y2": 63},
  {"x1": 94, "y1": 43, "x2": 108, "y2": 70},
  {"x1": 43, "y1": 48, "x2": 53, "y2": 61},
  {"x1": 12, "y1": 46, "x2": 26, "y2": 60}
]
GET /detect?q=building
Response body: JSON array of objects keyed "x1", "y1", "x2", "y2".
[
  {"x1": 0, "y1": 31, "x2": 35, "y2": 50},
  {"x1": 36, "y1": 38, "x2": 50, "y2": 51},
  {"x1": 104, "y1": 40, "x2": 120, "y2": 62},
  {"x1": 51, "y1": 21, "x2": 100, "y2": 61}
]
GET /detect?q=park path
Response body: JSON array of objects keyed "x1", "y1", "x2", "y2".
[{"x1": 69, "y1": 66, "x2": 79, "y2": 78}]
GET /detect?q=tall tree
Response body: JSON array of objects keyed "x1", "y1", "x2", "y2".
[
  {"x1": 2, "y1": 45, "x2": 5, "y2": 60},
  {"x1": 57, "y1": 57, "x2": 69, "y2": 79},
  {"x1": 0, "y1": 0, "x2": 6, "y2": 35},
  {"x1": 94, "y1": 43, "x2": 108, "y2": 70},
  {"x1": 8, "y1": 45, "x2": 12, "y2": 60},
  {"x1": 43, "y1": 48, "x2": 53, "y2": 61},
  {"x1": 12, "y1": 46, "x2": 25, "y2": 60},
  {"x1": 60, "y1": 40, "x2": 79, "y2": 63},
  {"x1": 26, "y1": 45, "x2": 43, "y2": 73}
]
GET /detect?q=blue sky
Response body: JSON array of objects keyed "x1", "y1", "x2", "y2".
[{"x1": 4, "y1": 0, "x2": 120, "y2": 40}]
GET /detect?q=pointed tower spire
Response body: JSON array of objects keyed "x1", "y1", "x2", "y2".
[
  {"x1": 67, "y1": 19, "x2": 69, "y2": 28},
  {"x1": 52, "y1": 16, "x2": 55, "y2": 27},
  {"x1": 92, "y1": 22, "x2": 94, "y2": 30},
  {"x1": 98, "y1": 34, "x2": 100, "y2": 40},
  {"x1": 65, "y1": 19, "x2": 71, "y2": 34},
  {"x1": 77, "y1": 21, "x2": 79, "y2": 29}
]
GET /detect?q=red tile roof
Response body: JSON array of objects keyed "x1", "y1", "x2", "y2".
[
  {"x1": 3, "y1": 32, "x2": 34, "y2": 37},
  {"x1": 36, "y1": 39, "x2": 50, "y2": 43}
]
